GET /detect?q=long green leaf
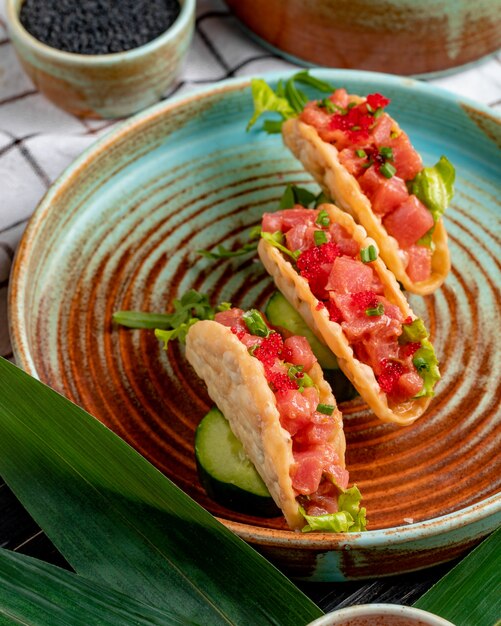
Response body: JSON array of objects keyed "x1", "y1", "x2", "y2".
[
  {"x1": 414, "y1": 527, "x2": 501, "y2": 626},
  {"x1": 0, "y1": 548, "x2": 193, "y2": 626},
  {"x1": 0, "y1": 359, "x2": 322, "y2": 625}
]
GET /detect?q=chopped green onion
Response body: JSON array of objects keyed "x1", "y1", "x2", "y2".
[
  {"x1": 374, "y1": 107, "x2": 384, "y2": 119},
  {"x1": 351, "y1": 125, "x2": 361, "y2": 131},
  {"x1": 390, "y1": 130, "x2": 400, "y2": 139},
  {"x1": 318, "y1": 98, "x2": 337, "y2": 114},
  {"x1": 242, "y1": 309, "x2": 271, "y2": 337},
  {"x1": 360, "y1": 245, "x2": 378, "y2": 263},
  {"x1": 316, "y1": 403, "x2": 335, "y2": 415},
  {"x1": 292, "y1": 250, "x2": 301, "y2": 260},
  {"x1": 380, "y1": 162, "x2": 396, "y2": 179},
  {"x1": 197, "y1": 241, "x2": 258, "y2": 259},
  {"x1": 379, "y1": 146, "x2": 394, "y2": 160},
  {"x1": 362, "y1": 158, "x2": 374, "y2": 170},
  {"x1": 413, "y1": 356, "x2": 429, "y2": 371},
  {"x1": 315, "y1": 210, "x2": 330, "y2": 227},
  {"x1": 288, "y1": 365, "x2": 314, "y2": 389},
  {"x1": 314, "y1": 230, "x2": 328, "y2": 246},
  {"x1": 366, "y1": 303, "x2": 384, "y2": 316},
  {"x1": 355, "y1": 149, "x2": 367, "y2": 158}
]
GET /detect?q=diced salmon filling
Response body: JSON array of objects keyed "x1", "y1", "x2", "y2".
[
  {"x1": 260, "y1": 207, "x2": 425, "y2": 404},
  {"x1": 215, "y1": 309, "x2": 348, "y2": 516},
  {"x1": 299, "y1": 91, "x2": 433, "y2": 281}
]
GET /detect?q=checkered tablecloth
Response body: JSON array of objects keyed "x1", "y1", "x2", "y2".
[{"x1": 1, "y1": 0, "x2": 500, "y2": 362}]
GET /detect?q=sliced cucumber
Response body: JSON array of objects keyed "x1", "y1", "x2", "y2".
[
  {"x1": 265, "y1": 291, "x2": 339, "y2": 370},
  {"x1": 195, "y1": 407, "x2": 281, "y2": 517}
]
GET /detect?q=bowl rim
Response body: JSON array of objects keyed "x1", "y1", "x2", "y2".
[
  {"x1": 306, "y1": 604, "x2": 455, "y2": 626},
  {"x1": 8, "y1": 69, "x2": 501, "y2": 550},
  {"x1": 5, "y1": 0, "x2": 195, "y2": 64}
]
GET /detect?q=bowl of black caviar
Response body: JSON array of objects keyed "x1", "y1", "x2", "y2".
[{"x1": 5, "y1": 0, "x2": 195, "y2": 118}]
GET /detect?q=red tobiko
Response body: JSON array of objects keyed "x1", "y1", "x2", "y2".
[
  {"x1": 253, "y1": 331, "x2": 283, "y2": 368},
  {"x1": 329, "y1": 104, "x2": 373, "y2": 143},
  {"x1": 297, "y1": 242, "x2": 341, "y2": 299},
  {"x1": 350, "y1": 290, "x2": 379, "y2": 311},
  {"x1": 267, "y1": 371, "x2": 298, "y2": 393},
  {"x1": 325, "y1": 300, "x2": 343, "y2": 323},
  {"x1": 366, "y1": 93, "x2": 391, "y2": 110},
  {"x1": 377, "y1": 359, "x2": 404, "y2": 394},
  {"x1": 400, "y1": 342, "x2": 421, "y2": 358}
]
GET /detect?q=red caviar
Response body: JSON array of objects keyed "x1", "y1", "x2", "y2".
[
  {"x1": 325, "y1": 301, "x2": 342, "y2": 323},
  {"x1": 400, "y1": 342, "x2": 421, "y2": 358},
  {"x1": 253, "y1": 332, "x2": 283, "y2": 367},
  {"x1": 350, "y1": 290, "x2": 379, "y2": 311},
  {"x1": 267, "y1": 371, "x2": 298, "y2": 393},
  {"x1": 366, "y1": 93, "x2": 391, "y2": 109},
  {"x1": 377, "y1": 359, "x2": 405, "y2": 393}
]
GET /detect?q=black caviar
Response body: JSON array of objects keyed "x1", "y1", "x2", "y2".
[{"x1": 19, "y1": 0, "x2": 181, "y2": 55}]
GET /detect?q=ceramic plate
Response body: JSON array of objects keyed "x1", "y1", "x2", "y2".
[{"x1": 9, "y1": 70, "x2": 501, "y2": 581}]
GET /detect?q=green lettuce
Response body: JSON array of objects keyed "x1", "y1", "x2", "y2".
[
  {"x1": 247, "y1": 79, "x2": 295, "y2": 131},
  {"x1": 399, "y1": 318, "x2": 428, "y2": 344},
  {"x1": 412, "y1": 338, "x2": 441, "y2": 397},
  {"x1": 301, "y1": 485, "x2": 367, "y2": 533},
  {"x1": 409, "y1": 156, "x2": 455, "y2": 223}
]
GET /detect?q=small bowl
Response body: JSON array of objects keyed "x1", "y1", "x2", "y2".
[
  {"x1": 307, "y1": 604, "x2": 455, "y2": 626},
  {"x1": 225, "y1": 0, "x2": 501, "y2": 76},
  {"x1": 5, "y1": 0, "x2": 195, "y2": 118}
]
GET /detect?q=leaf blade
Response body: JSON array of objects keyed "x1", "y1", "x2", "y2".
[
  {"x1": 414, "y1": 527, "x2": 501, "y2": 625},
  {"x1": 0, "y1": 359, "x2": 322, "y2": 625},
  {"x1": 0, "y1": 548, "x2": 194, "y2": 626}
]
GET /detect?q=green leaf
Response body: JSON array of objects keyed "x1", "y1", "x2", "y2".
[
  {"x1": 414, "y1": 527, "x2": 501, "y2": 626},
  {"x1": 260, "y1": 231, "x2": 300, "y2": 262},
  {"x1": 197, "y1": 241, "x2": 258, "y2": 259},
  {"x1": 412, "y1": 338, "x2": 440, "y2": 397},
  {"x1": 408, "y1": 156, "x2": 455, "y2": 222},
  {"x1": 291, "y1": 71, "x2": 335, "y2": 93},
  {"x1": 301, "y1": 486, "x2": 366, "y2": 533},
  {"x1": 399, "y1": 318, "x2": 428, "y2": 344},
  {"x1": 246, "y1": 79, "x2": 295, "y2": 131},
  {"x1": 0, "y1": 358, "x2": 322, "y2": 625},
  {"x1": 0, "y1": 548, "x2": 192, "y2": 626},
  {"x1": 279, "y1": 184, "x2": 317, "y2": 209},
  {"x1": 112, "y1": 310, "x2": 182, "y2": 330}
]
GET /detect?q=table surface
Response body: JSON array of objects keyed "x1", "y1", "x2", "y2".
[{"x1": 1, "y1": 0, "x2": 500, "y2": 617}]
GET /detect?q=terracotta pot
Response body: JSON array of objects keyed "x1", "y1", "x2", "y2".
[{"x1": 225, "y1": 0, "x2": 501, "y2": 76}]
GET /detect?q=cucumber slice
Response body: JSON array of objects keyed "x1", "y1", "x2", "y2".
[
  {"x1": 265, "y1": 291, "x2": 339, "y2": 370},
  {"x1": 195, "y1": 407, "x2": 281, "y2": 517}
]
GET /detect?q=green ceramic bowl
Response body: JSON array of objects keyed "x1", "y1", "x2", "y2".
[
  {"x1": 5, "y1": 0, "x2": 195, "y2": 119},
  {"x1": 9, "y1": 70, "x2": 501, "y2": 581}
]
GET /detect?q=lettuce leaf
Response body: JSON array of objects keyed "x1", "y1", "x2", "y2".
[
  {"x1": 408, "y1": 155, "x2": 455, "y2": 223},
  {"x1": 301, "y1": 485, "x2": 366, "y2": 533},
  {"x1": 399, "y1": 318, "x2": 428, "y2": 344},
  {"x1": 412, "y1": 338, "x2": 441, "y2": 397},
  {"x1": 247, "y1": 79, "x2": 295, "y2": 131}
]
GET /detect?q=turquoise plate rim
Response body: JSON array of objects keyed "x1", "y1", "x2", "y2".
[{"x1": 10, "y1": 69, "x2": 501, "y2": 550}]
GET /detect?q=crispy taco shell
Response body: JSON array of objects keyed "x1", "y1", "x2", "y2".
[
  {"x1": 186, "y1": 319, "x2": 345, "y2": 530},
  {"x1": 258, "y1": 204, "x2": 432, "y2": 426},
  {"x1": 282, "y1": 118, "x2": 450, "y2": 295}
]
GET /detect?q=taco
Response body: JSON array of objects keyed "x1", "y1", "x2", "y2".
[
  {"x1": 185, "y1": 308, "x2": 365, "y2": 532},
  {"x1": 257, "y1": 203, "x2": 440, "y2": 426},
  {"x1": 249, "y1": 78, "x2": 455, "y2": 295}
]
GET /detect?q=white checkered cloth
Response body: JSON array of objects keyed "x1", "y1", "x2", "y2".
[{"x1": 1, "y1": 0, "x2": 500, "y2": 361}]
